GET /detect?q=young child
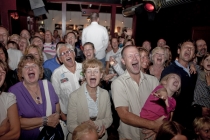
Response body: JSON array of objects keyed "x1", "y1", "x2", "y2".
[
  {"x1": 140, "y1": 73, "x2": 181, "y2": 121},
  {"x1": 193, "y1": 116, "x2": 210, "y2": 140}
]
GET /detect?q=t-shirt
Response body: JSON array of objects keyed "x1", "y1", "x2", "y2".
[{"x1": 0, "y1": 92, "x2": 16, "y2": 123}]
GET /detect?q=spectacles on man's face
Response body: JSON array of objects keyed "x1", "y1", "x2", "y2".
[
  {"x1": 83, "y1": 48, "x2": 93, "y2": 52},
  {"x1": 60, "y1": 49, "x2": 74, "y2": 56}
]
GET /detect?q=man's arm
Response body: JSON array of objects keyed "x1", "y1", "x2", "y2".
[{"x1": 116, "y1": 106, "x2": 164, "y2": 132}]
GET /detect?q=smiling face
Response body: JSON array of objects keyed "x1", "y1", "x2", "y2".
[
  {"x1": 59, "y1": 46, "x2": 75, "y2": 69},
  {"x1": 19, "y1": 38, "x2": 28, "y2": 53},
  {"x1": 196, "y1": 123, "x2": 210, "y2": 140},
  {"x1": 32, "y1": 37, "x2": 43, "y2": 50},
  {"x1": 85, "y1": 67, "x2": 103, "y2": 88},
  {"x1": 27, "y1": 48, "x2": 40, "y2": 60},
  {"x1": 196, "y1": 39, "x2": 207, "y2": 56},
  {"x1": 164, "y1": 74, "x2": 181, "y2": 97},
  {"x1": 202, "y1": 55, "x2": 210, "y2": 72},
  {"x1": 0, "y1": 27, "x2": 8, "y2": 46},
  {"x1": 22, "y1": 62, "x2": 40, "y2": 84},
  {"x1": 83, "y1": 44, "x2": 95, "y2": 60},
  {"x1": 122, "y1": 46, "x2": 141, "y2": 75},
  {"x1": 65, "y1": 33, "x2": 77, "y2": 47},
  {"x1": 111, "y1": 38, "x2": 118, "y2": 50},
  {"x1": 140, "y1": 51, "x2": 149, "y2": 70},
  {"x1": 178, "y1": 41, "x2": 195, "y2": 63},
  {"x1": 45, "y1": 31, "x2": 52, "y2": 43},
  {"x1": 20, "y1": 29, "x2": 30, "y2": 40},
  {"x1": 142, "y1": 41, "x2": 151, "y2": 52},
  {"x1": 152, "y1": 49, "x2": 165, "y2": 65}
]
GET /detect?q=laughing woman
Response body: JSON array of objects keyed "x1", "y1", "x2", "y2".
[
  {"x1": 0, "y1": 60, "x2": 20, "y2": 140},
  {"x1": 67, "y1": 59, "x2": 113, "y2": 140},
  {"x1": 9, "y1": 54, "x2": 60, "y2": 140},
  {"x1": 149, "y1": 47, "x2": 167, "y2": 80}
]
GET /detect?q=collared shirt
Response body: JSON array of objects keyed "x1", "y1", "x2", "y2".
[
  {"x1": 82, "y1": 22, "x2": 109, "y2": 59},
  {"x1": 43, "y1": 42, "x2": 57, "y2": 56},
  {"x1": 51, "y1": 62, "x2": 82, "y2": 114},
  {"x1": 111, "y1": 70, "x2": 159, "y2": 140},
  {"x1": 84, "y1": 83, "x2": 99, "y2": 118},
  {"x1": 175, "y1": 60, "x2": 190, "y2": 76}
]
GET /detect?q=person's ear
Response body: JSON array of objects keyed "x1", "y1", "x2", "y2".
[
  {"x1": 162, "y1": 80, "x2": 167, "y2": 85},
  {"x1": 121, "y1": 58, "x2": 125, "y2": 65},
  {"x1": 58, "y1": 57, "x2": 63, "y2": 63}
]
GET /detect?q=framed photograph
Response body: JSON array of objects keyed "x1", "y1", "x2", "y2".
[
  {"x1": 66, "y1": 24, "x2": 74, "y2": 30},
  {"x1": 55, "y1": 24, "x2": 62, "y2": 30},
  {"x1": 75, "y1": 25, "x2": 84, "y2": 31}
]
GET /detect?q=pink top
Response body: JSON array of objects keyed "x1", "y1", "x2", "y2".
[{"x1": 140, "y1": 85, "x2": 176, "y2": 120}]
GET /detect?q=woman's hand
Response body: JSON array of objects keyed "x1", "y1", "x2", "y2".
[
  {"x1": 47, "y1": 113, "x2": 60, "y2": 128},
  {"x1": 0, "y1": 118, "x2": 10, "y2": 136}
]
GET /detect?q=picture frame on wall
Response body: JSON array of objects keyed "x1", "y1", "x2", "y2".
[
  {"x1": 55, "y1": 24, "x2": 62, "y2": 30},
  {"x1": 75, "y1": 25, "x2": 83, "y2": 31},
  {"x1": 66, "y1": 24, "x2": 74, "y2": 30}
]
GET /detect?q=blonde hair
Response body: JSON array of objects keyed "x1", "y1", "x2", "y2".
[
  {"x1": 24, "y1": 44, "x2": 44, "y2": 63},
  {"x1": 82, "y1": 58, "x2": 104, "y2": 74},
  {"x1": 193, "y1": 117, "x2": 210, "y2": 133},
  {"x1": 151, "y1": 47, "x2": 167, "y2": 63},
  {"x1": 72, "y1": 123, "x2": 98, "y2": 140},
  {"x1": 17, "y1": 54, "x2": 44, "y2": 81},
  {"x1": 9, "y1": 34, "x2": 20, "y2": 41},
  {"x1": 160, "y1": 73, "x2": 181, "y2": 96}
]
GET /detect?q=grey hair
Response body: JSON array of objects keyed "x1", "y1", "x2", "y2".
[
  {"x1": 56, "y1": 43, "x2": 74, "y2": 57},
  {"x1": 150, "y1": 46, "x2": 167, "y2": 63}
]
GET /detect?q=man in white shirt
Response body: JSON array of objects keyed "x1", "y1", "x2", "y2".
[
  {"x1": 82, "y1": 13, "x2": 109, "y2": 66},
  {"x1": 51, "y1": 43, "x2": 82, "y2": 121},
  {"x1": 0, "y1": 26, "x2": 22, "y2": 70}
]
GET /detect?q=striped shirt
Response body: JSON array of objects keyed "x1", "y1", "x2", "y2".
[{"x1": 43, "y1": 42, "x2": 56, "y2": 57}]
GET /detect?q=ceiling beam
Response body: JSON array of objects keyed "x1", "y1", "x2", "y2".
[{"x1": 47, "y1": 0, "x2": 122, "y2": 7}]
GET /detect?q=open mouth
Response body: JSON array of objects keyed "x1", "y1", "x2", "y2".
[
  {"x1": 90, "y1": 78, "x2": 96, "y2": 83},
  {"x1": 173, "y1": 81, "x2": 179, "y2": 88},
  {"x1": 184, "y1": 52, "x2": 190, "y2": 57},
  {"x1": 66, "y1": 57, "x2": 72, "y2": 62},
  {"x1": 157, "y1": 58, "x2": 162, "y2": 62},
  {"x1": 132, "y1": 62, "x2": 139, "y2": 69},
  {"x1": 28, "y1": 72, "x2": 35, "y2": 78}
]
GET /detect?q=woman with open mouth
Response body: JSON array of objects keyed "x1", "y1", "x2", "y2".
[
  {"x1": 9, "y1": 54, "x2": 60, "y2": 140},
  {"x1": 67, "y1": 58, "x2": 113, "y2": 140},
  {"x1": 149, "y1": 47, "x2": 167, "y2": 80}
]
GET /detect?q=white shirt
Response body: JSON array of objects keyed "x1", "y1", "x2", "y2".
[
  {"x1": 51, "y1": 62, "x2": 82, "y2": 114},
  {"x1": 84, "y1": 83, "x2": 99, "y2": 118},
  {"x1": 82, "y1": 22, "x2": 109, "y2": 59},
  {"x1": 0, "y1": 92, "x2": 16, "y2": 124},
  {"x1": 7, "y1": 48, "x2": 23, "y2": 70}
]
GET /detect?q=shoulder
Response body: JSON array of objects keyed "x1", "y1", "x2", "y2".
[
  {"x1": 76, "y1": 62, "x2": 82, "y2": 68},
  {"x1": 1, "y1": 92, "x2": 16, "y2": 100},
  {"x1": 52, "y1": 65, "x2": 63, "y2": 74},
  {"x1": 9, "y1": 82, "x2": 22, "y2": 91}
]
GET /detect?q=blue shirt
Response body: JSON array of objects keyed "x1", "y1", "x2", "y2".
[{"x1": 43, "y1": 56, "x2": 61, "y2": 73}]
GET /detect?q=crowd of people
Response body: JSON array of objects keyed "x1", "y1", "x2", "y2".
[{"x1": 0, "y1": 12, "x2": 210, "y2": 140}]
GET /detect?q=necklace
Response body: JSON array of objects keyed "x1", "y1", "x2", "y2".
[{"x1": 24, "y1": 83, "x2": 41, "y2": 104}]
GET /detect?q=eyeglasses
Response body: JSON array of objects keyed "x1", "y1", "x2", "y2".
[
  {"x1": 23, "y1": 64, "x2": 37, "y2": 70},
  {"x1": 126, "y1": 53, "x2": 140, "y2": 59},
  {"x1": 60, "y1": 50, "x2": 74, "y2": 56}
]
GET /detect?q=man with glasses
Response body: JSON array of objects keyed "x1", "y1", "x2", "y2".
[{"x1": 51, "y1": 43, "x2": 83, "y2": 122}]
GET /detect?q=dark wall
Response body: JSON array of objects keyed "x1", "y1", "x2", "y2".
[{"x1": 135, "y1": 0, "x2": 210, "y2": 59}]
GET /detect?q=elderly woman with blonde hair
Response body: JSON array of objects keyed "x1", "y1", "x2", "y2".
[
  {"x1": 149, "y1": 47, "x2": 167, "y2": 80},
  {"x1": 67, "y1": 58, "x2": 113, "y2": 140}
]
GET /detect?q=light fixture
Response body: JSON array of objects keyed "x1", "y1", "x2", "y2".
[
  {"x1": 52, "y1": 10, "x2": 54, "y2": 21},
  {"x1": 69, "y1": 10, "x2": 72, "y2": 21},
  {"x1": 10, "y1": 12, "x2": 19, "y2": 20}
]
